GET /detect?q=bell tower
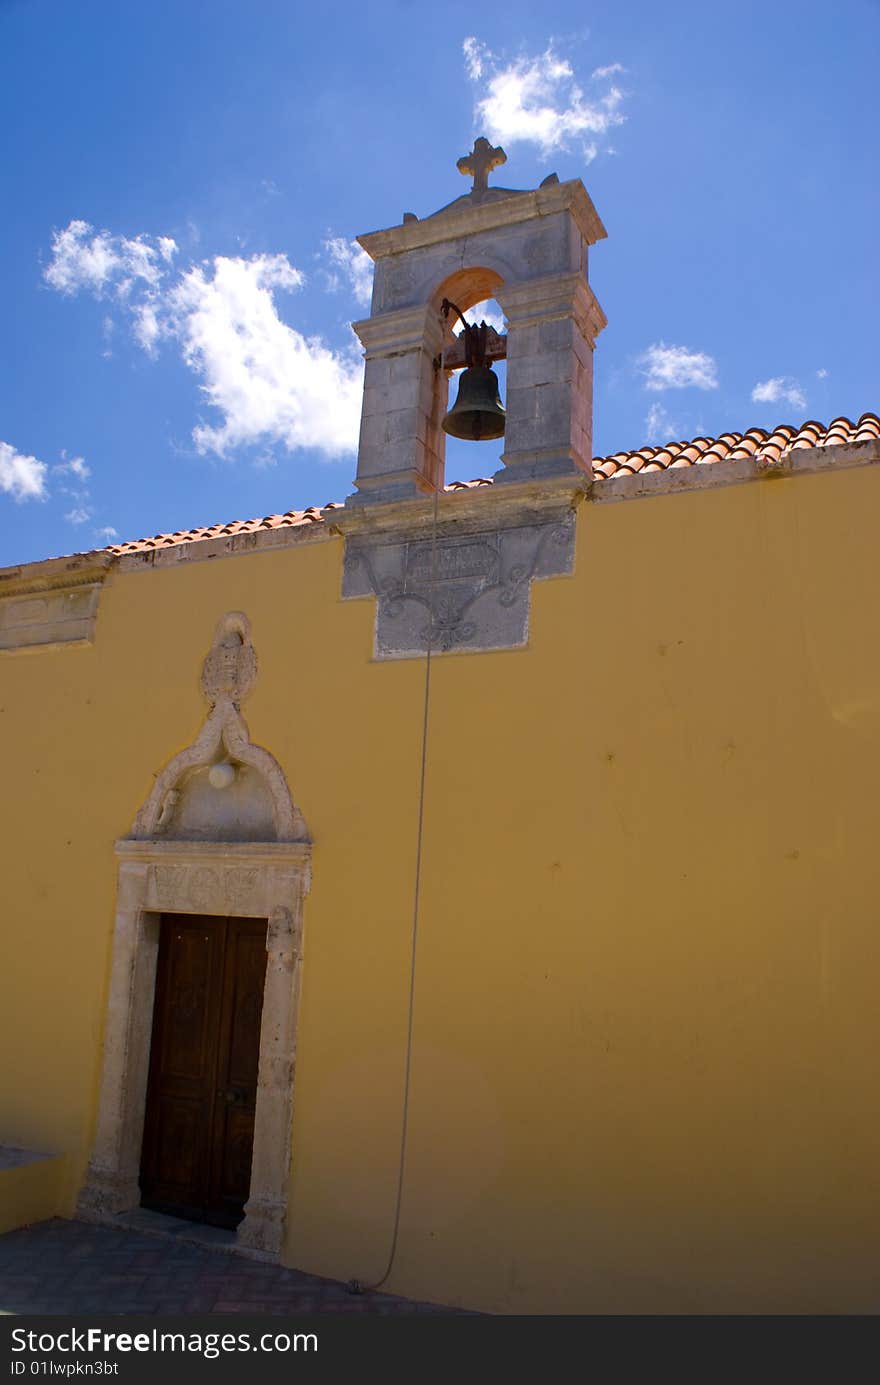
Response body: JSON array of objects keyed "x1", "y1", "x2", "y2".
[
  {"x1": 347, "y1": 138, "x2": 607, "y2": 505},
  {"x1": 333, "y1": 141, "x2": 608, "y2": 659}
]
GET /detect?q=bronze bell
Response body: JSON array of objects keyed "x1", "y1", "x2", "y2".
[
  {"x1": 440, "y1": 297, "x2": 506, "y2": 442},
  {"x1": 442, "y1": 364, "x2": 506, "y2": 441}
]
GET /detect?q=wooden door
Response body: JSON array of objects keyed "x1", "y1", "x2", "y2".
[{"x1": 140, "y1": 914, "x2": 267, "y2": 1228}]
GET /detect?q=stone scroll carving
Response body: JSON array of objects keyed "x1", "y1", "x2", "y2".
[
  {"x1": 342, "y1": 514, "x2": 576, "y2": 658},
  {"x1": 130, "y1": 612, "x2": 308, "y2": 842}
]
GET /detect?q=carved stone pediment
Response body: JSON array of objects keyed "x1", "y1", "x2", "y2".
[{"x1": 129, "y1": 612, "x2": 308, "y2": 843}]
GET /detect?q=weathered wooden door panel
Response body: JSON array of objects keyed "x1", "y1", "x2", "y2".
[
  {"x1": 140, "y1": 914, "x2": 267, "y2": 1228},
  {"x1": 140, "y1": 917, "x2": 224, "y2": 1220},
  {"x1": 207, "y1": 919, "x2": 267, "y2": 1227}
]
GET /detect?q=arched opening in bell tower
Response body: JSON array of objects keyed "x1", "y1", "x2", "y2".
[{"x1": 431, "y1": 267, "x2": 507, "y2": 486}]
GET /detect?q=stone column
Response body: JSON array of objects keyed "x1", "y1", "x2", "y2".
[
  {"x1": 77, "y1": 862, "x2": 158, "y2": 1217},
  {"x1": 495, "y1": 272, "x2": 607, "y2": 484},
  {"x1": 237, "y1": 890, "x2": 306, "y2": 1256},
  {"x1": 348, "y1": 304, "x2": 446, "y2": 504}
]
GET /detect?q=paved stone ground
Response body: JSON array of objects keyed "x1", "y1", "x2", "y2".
[{"x1": 0, "y1": 1219, "x2": 463, "y2": 1315}]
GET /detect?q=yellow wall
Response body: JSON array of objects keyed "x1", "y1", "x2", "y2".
[
  {"x1": 2, "y1": 464, "x2": 879, "y2": 1313},
  {"x1": 0, "y1": 1155, "x2": 69, "y2": 1235}
]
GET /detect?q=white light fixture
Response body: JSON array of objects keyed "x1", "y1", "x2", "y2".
[{"x1": 208, "y1": 762, "x2": 236, "y2": 790}]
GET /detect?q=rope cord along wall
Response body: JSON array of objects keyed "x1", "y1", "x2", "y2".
[{"x1": 348, "y1": 473, "x2": 441, "y2": 1296}]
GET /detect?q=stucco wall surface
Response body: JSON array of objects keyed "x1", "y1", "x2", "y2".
[
  {"x1": 1, "y1": 464, "x2": 878, "y2": 1313},
  {"x1": 0, "y1": 1151, "x2": 69, "y2": 1235}
]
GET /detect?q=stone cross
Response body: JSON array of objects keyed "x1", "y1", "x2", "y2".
[{"x1": 457, "y1": 137, "x2": 507, "y2": 194}]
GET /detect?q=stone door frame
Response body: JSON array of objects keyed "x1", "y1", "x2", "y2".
[{"x1": 77, "y1": 837, "x2": 311, "y2": 1259}]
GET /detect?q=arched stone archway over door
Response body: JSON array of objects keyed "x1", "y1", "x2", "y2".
[{"x1": 77, "y1": 614, "x2": 311, "y2": 1258}]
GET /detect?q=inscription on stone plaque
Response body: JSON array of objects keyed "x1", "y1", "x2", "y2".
[{"x1": 405, "y1": 538, "x2": 498, "y2": 585}]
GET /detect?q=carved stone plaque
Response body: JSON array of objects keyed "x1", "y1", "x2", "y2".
[
  {"x1": 148, "y1": 863, "x2": 266, "y2": 916},
  {"x1": 341, "y1": 513, "x2": 575, "y2": 658},
  {"x1": 405, "y1": 537, "x2": 499, "y2": 585}
]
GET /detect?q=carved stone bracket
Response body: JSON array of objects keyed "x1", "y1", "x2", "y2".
[{"x1": 341, "y1": 509, "x2": 576, "y2": 658}]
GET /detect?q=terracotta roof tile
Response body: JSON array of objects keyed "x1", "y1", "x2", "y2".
[
  {"x1": 97, "y1": 413, "x2": 878, "y2": 558},
  {"x1": 591, "y1": 412, "x2": 878, "y2": 481}
]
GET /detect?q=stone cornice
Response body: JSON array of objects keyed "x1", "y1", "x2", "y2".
[
  {"x1": 591, "y1": 436, "x2": 880, "y2": 506},
  {"x1": 0, "y1": 550, "x2": 113, "y2": 599},
  {"x1": 357, "y1": 179, "x2": 607, "y2": 260},
  {"x1": 498, "y1": 273, "x2": 607, "y2": 342},
  {"x1": 324, "y1": 472, "x2": 589, "y2": 543},
  {"x1": 113, "y1": 516, "x2": 331, "y2": 573},
  {"x1": 756, "y1": 436, "x2": 880, "y2": 476},
  {"x1": 115, "y1": 839, "x2": 312, "y2": 868},
  {"x1": 351, "y1": 302, "x2": 444, "y2": 355}
]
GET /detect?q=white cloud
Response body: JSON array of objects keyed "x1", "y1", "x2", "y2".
[
  {"x1": 816, "y1": 368, "x2": 828, "y2": 380},
  {"x1": 592, "y1": 62, "x2": 624, "y2": 79},
  {"x1": 0, "y1": 441, "x2": 49, "y2": 501},
  {"x1": 45, "y1": 220, "x2": 178, "y2": 361},
  {"x1": 101, "y1": 315, "x2": 115, "y2": 358},
  {"x1": 462, "y1": 37, "x2": 625, "y2": 156},
  {"x1": 453, "y1": 300, "x2": 506, "y2": 336},
  {"x1": 323, "y1": 237, "x2": 373, "y2": 308},
  {"x1": 751, "y1": 376, "x2": 806, "y2": 410},
  {"x1": 132, "y1": 301, "x2": 164, "y2": 355},
  {"x1": 44, "y1": 220, "x2": 176, "y2": 298},
  {"x1": 53, "y1": 450, "x2": 92, "y2": 518},
  {"x1": 168, "y1": 253, "x2": 362, "y2": 458},
  {"x1": 45, "y1": 221, "x2": 364, "y2": 461},
  {"x1": 644, "y1": 402, "x2": 680, "y2": 444},
  {"x1": 639, "y1": 342, "x2": 719, "y2": 392},
  {"x1": 463, "y1": 35, "x2": 484, "y2": 80},
  {"x1": 54, "y1": 453, "x2": 90, "y2": 480},
  {"x1": 44, "y1": 221, "x2": 122, "y2": 295},
  {"x1": 95, "y1": 525, "x2": 118, "y2": 540}
]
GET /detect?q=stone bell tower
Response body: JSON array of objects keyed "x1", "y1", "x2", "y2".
[
  {"x1": 333, "y1": 141, "x2": 607, "y2": 659},
  {"x1": 347, "y1": 137, "x2": 607, "y2": 504}
]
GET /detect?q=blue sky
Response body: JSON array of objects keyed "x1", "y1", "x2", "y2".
[{"x1": 1, "y1": 0, "x2": 877, "y2": 566}]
